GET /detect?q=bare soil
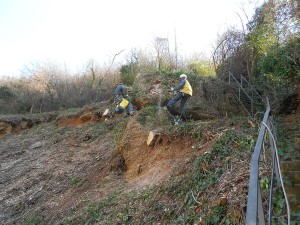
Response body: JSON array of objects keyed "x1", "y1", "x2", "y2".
[
  {"x1": 0, "y1": 73, "x2": 263, "y2": 224},
  {"x1": 0, "y1": 110, "x2": 201, "y2": 224}
]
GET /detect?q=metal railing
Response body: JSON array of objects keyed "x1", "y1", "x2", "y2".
[
  {"x1": 246, "y1": 98, "x2": 290, "y2": 225},
  {"x1": 228, "y1": 72, "x2": 265, "y2": 118}
]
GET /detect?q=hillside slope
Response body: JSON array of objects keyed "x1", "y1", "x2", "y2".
[
  {"x1": 1, "y1": 74, "x2": 261, "y2": 224},
  {"x1": 0, "y1": 108, "x2": 261, "y2": 224}
]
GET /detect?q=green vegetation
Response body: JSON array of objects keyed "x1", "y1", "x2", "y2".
[
  {"x1": 89, "y1": 123, "x2": 110, "y2": 142},
  {"x1": 112, "y1": 118, "x2": 129, "y2": 143},
  {"x1": 1, "y1": 1, "x2": 299, "y2": 224},
  {"x1": 258, "y1": 36, "x2": 300, "y2": 80},
  {"x1": 120, "y1": 64, "x2": 137, "y2": 86},
  {"x1": 160, "y1": 69, "x2": 185, "y2": 76},
  {"x1": 65, "y1": 117, "x2": 259, "y2": 224},
  {"x1": 23, "y1": 213, "x2": 44, "y2": 225},
  {"x1": 187, "y1": 59, "x2": 216, "y2": 77},
  {"x1": 213, "y1": 0, "x2": 299, "y2": 109},
  {"x1": 137, "y1": 106, "x2": 170, "y2": 127},
  {"x1": 70, "y1": 177, "x2": 81, "y2": 186},
  {"x1": 57, "y1": 108, "x2": 82, "y2": 118},
  {"x1": 57, "y1": 126, "x2": 72, "y2": 135},
  {"x1": 0, "y1": 86, "x2": 15, "y2": 100}
]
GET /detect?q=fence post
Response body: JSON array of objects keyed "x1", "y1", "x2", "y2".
[{"x1": 258, "y1": 184, "x2": 266, "y2": 225}]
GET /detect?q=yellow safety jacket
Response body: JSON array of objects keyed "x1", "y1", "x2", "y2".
[
  {"x1": 118, "y1": 98, "x2": 129, "y2": 109},
  {"x1": 180, "y1": 80, "x2": 193, "y2": 96}
]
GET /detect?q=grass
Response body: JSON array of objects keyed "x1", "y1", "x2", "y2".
[
  {"x1": 57, "y1": 107, "x2": 82, "y2": 117},
  {"x1": 10, "y1": 110, "x2": 291, "y2": 224},
  {"x1": 70, "y1": 177, "x2": 81, "y2": 186},
  {"x1": 112, "y1": 118, "x2": 129, "y2": 143},
  {"x1": 136, "y1": 106, "x2": 171, "y2": 128},
  {"x1": 23, "y1": 213, "x2": 44, "y2": 225},
  {"x1": 264, "y1": 116, "x2": 300, "y2": 224},
  {"x1": 1, "y1": 111, "x2": 261, "y2": 224},
  {"x1": 64, "y1": 117, "x2": 259, "y2": 224},
  {"x1": 88, "y1": 122, "x2": 110, "y2": 142}
]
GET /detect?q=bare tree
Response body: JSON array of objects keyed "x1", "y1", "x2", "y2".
[{"x1": 153, "y1": 36, "x2": 171, "y2": 71}]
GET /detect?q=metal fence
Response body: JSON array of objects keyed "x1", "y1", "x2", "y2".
[
  {"x1": 245, "y1": 98, "x2": 290, "y2": 225},
  {"x1": 228, "y1": 72, "x2": 265, "y2": 118}
]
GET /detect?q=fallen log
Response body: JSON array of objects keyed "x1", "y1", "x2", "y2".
[{"x1": 102, "y1": 109, "x2": 110, "y2": 117}]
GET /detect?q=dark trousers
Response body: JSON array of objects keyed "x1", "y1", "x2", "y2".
[
  {"x1": 167, "y1": 92, "x2": 191, "y2": 120},
  {"x1": 114, "y1": 94, "x2": 134, "y2": 115}
]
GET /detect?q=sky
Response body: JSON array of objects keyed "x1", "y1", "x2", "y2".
[{"x1": 0, "y1": 0, "x2": 264, "y2": 77}]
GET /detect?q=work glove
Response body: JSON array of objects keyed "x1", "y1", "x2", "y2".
[
  {"x1": 125, "y1": 95, "x2": 131, "y2": 102},
  {"x1": 173, "y1": 90, "x2": 178, "y2": 96}
]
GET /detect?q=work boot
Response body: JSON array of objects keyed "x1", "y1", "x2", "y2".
[{"x1": 174, "y1": 118, "x2": 180, "y2": 125}]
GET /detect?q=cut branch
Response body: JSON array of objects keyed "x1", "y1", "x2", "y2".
[
  {"x1": 102, "y1": 109, "x2": 110, "y2": 117},
  {"x1": 147, "y1": 128, "x2": 164, "y2": 146}
]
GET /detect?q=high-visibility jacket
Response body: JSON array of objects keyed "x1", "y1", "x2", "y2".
[
  {"x1": 180, "y1": 80, "x2": 192, "y2": 96},
  {"x1": 118, "y1": 98, "x2": 129, "y2": 109}
]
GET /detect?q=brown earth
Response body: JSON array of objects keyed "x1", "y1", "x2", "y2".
[
  {"x1": 0, "y1": 74, "x2": 267, "y2": 224},
  {"x1": 0, "y1": 107, "x2": 212, "y2": 224},
  {"x1": 117, "y1": 118, "x2": 197, "y2": 188}
]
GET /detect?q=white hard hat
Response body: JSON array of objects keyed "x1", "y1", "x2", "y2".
[{"x1": 180, "y1": 74, "x2": 187, "y2": 79}]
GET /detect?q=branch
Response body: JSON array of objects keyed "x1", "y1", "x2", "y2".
[{"x1": 98, "y1": 49, "x2": 125, "y2": 86}]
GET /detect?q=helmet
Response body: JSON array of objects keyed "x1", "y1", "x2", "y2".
[{"x1": 180, "y1": 74, "x2": 187, "y2": 79}]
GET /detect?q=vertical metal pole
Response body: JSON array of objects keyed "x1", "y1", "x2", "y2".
[
  {"x1": 251, "y1": 99, "x2": 253, "y2": 117},
  {"x1": 241, "y1": 75, "x2": 243, "y2": 88},
  {"x1": 267, "y1": 119, "x2": 280, "y2": 184},
  {"x1": 258, "y1": 184, "x2": 266, "y2": 225},
  {"x1": 268, "y1": 151, "x2": 276, "y2": 224},
  {"x1": 246, "y1": 163, "x2": 259, "y2": 225}
]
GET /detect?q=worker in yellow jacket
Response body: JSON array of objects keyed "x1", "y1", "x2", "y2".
[
  {"x1": 112, "y1": 83, "x2": 134, "y2": 117},
  {"x1": 167, "y1": 74, "x2": 192, "y2": 124}
]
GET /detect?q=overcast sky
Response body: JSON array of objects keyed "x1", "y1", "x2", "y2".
[{"x1": 0, "y1": 0, "x2": 264, "y2": 77}]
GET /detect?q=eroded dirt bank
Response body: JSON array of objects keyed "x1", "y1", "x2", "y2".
[
  {"x1": 0, "y1": 120, "x2": 119, "y2": 224},
  {"x1": 0, "y1": 110, "x2": 207, "y2": 224}
]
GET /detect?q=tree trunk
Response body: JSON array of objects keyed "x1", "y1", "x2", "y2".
[
  {"x1": 147, "y1": 128, "x2": 164, "y2": 146},
  {"x1": 102, "y1": 109, "x2": 110, "y2": 117}
]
